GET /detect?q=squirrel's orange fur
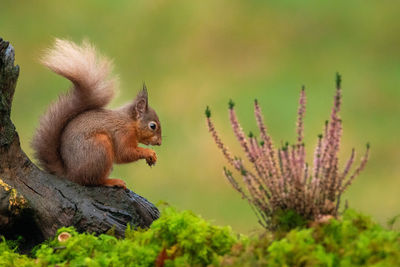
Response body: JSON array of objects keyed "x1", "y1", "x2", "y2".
[{"x1": 32, "y1": 39, "x2": 161, "y2": 189}]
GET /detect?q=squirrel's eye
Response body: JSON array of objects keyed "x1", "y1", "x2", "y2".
[{"x1": 148, "y1": 121, "x2": 157, "y2": 131}]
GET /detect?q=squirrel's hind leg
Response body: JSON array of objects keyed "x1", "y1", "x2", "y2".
[
  {"x1": 62, "y1": 133, "x2": 125, "y2": 188},
  {"x1": 91, "y1": 134, "x2": 127, "y2": 189}
]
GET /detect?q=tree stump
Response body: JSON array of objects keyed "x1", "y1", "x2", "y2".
[{"x1": 0, "y1": 38, "x2": 160, "y2": 249}]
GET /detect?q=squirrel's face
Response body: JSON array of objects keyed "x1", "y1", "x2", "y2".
[
  {"x1": 132, "y1": 86, "x2": 162, "y2": 146},
  {"x1": 137, "y1": 107, "x2": 162, "y2": 146}
]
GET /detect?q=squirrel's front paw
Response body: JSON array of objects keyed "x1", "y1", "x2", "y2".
[{"x1": 145, "y1": 149, "x2": 157, "y2": 166}]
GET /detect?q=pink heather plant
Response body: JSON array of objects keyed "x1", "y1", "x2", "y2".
[{"x1": 205, "y1": 74, "x2": 370, "y2": 229}]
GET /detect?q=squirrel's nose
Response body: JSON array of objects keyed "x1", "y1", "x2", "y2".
[{"x1": 152, "y1": 136, "x2": 162, "y2": 146}]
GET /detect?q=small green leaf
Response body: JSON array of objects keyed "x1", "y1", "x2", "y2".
[
  {"x1": 336, "y1": 72, "x2": 342, "y2": 88},
  {"x1": 205, "y1": 106, "x2": 211, "y2": 118},
  {"x1": 228, "y1": 99, "x2": 235, "y2": 109}
]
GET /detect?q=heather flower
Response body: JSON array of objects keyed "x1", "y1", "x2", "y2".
[{"x1": 206, "y1": 73, "x2": 369, "y2": 229}]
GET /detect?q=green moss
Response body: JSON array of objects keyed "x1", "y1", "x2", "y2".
[
  {"x1": 1, "y1": 209, "x2": 400, "y2": 266},
  {"x1": 0, "y1": 237, "x2": 34, "y2": 267},
  {"x1": 313, "y1": 210, "x2": 400, "y2": 266},
  {"x1": 219, "y1": 210, "x2": 400, "y2": 266},
  {"x1": 1, "y1": 207, "x2": 236, "y2": 266},
  {"x1": 272, "y1": 209, "x2": 308, "y2": 232}
]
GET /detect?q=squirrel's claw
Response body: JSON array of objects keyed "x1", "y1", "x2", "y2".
[
  {"x1": 145, "y1": 150, "x2": 157, "y2": 166},
  {"x1": 146, "y1": 157, "x2": 156, "y2": 166}
]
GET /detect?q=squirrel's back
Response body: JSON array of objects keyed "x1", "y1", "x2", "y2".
[{"x1": 32, "y1": 39, "x2": 117, "y2": 175}]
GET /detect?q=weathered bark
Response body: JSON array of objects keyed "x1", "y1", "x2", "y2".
[{"x1": 0, "y1": 38, "x2": 159, "y2": 249}]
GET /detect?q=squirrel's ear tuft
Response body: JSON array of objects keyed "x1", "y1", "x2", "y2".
[
  {"x1": 142, "y1": 82, "x2": 148, "y2": 95},
  {"x1": 137, "y1": 83, "x2": 148, "y2": 101},
  {"x1": 133, "y1": 85, "x2": 148, "y2": 119}
]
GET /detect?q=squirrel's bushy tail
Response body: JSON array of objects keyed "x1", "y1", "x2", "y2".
[{"x1": 32, "y1": 39, "x2": 117, "y2": 175}]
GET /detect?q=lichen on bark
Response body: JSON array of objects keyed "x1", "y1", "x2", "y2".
[{"x1": 0, "y1": 179, "x2": 27, "y2": 215}]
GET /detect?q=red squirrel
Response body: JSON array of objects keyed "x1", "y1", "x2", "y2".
[{"x1": 32, "y1": 39, "x2": 162, "y2": 189}]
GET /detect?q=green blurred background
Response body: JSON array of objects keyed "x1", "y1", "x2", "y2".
[{"x1": 1, "y1": 0, "x2": 399, "y2": 233}]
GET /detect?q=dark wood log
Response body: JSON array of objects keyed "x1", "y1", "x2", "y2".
[{"x1": 0, "y1": 38, "x2": 159, "y2": 249}]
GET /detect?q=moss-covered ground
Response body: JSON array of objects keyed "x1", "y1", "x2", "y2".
[{"x1": 1, "y1": 207, "x2": 399, "y2": 266}]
